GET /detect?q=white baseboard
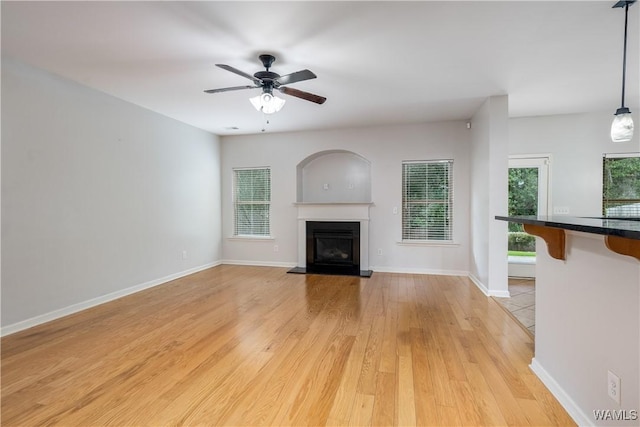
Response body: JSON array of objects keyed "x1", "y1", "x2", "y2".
[
  {"x1": 529, "y1": 358, "x2": 588, "y2": 426},
  {"x1": 489, "y1": 289, "x2": 510, "y2": 298},
  {"x1": 222, "y1": 262, "x2": 468, "y2": 277},
  {"x1": 369, "y1": 266, "x2": 468, "y2": 276},
  {"x1": 467, "y1": 273, "x2": 510, "y2": 297},
  {"x1": 508, "y1": 261, "x2": 536, "y2": 278},
  {"x1": 468, "y1": 273, "x2": 490, "y2": 296},
  {"x1": 221, "y1": 260, "x2": 297, "y2": 268},
  {"x1": 1, "y1": 261, "x2": 221, "y2": 337}
]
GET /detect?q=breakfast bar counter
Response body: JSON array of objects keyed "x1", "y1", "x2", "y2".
[
  {"x1": 495, "y1": 215, "x2": 640, "y2": 261},
  {"x1": 494, "y1": 215, "x2": 639, "y2": 424}
]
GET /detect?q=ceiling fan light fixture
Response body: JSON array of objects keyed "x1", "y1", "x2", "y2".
[{"x1": 249, "y1": 92, "x2": 286, "y2": 114}]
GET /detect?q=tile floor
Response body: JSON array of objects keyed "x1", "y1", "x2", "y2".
[{"x1": 495, "y1": 278, "x2": 536, "y2": 335}]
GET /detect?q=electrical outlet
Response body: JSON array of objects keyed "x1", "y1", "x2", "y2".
[
  {"x1": 608, "y1": 370, "x2": 621, "y2": 404},
  {"x1": 182, "y1": 250, "x2": 187, "y2": 260},
  {"x1": 393, "y1": 207, "x2": 398, "y2": 215},
  {"x1": 273, "y1": 245, "x2": 279, "y2": 252},
  {"x1": 553, "y1": 206, "x2": 570, "y2": 215},
  {"x1": 377, "y1": 248, "x2": 382, "y2": 255}
]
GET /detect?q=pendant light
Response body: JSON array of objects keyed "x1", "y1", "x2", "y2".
[{"x1": 611, "y1": 0, "x2": 636, "y2": 142}]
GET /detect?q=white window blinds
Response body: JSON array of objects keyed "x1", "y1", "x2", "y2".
[
  {"x1": 234, "y1": 167, "x2": 271, "y2": 236},
  {"x1": 402, "y1": 160, "x2": 453, "y2": 241}
]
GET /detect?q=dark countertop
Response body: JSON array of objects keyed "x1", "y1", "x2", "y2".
[{"x1": 495, "y1": 215, "x2": 640, "y2": 240}]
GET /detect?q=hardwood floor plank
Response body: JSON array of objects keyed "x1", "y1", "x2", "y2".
[
  {"x1": 261, "y1": 314, "x2": 343, "y2": 426},
  {"x1": 461, "y1": 360, "x2": 512, "y2": 426},
  {"x1": 325, "y1": 315, "x2": 374, "y2": 424},
  {"x1": 378, "y1": 276, "x2": 399, "y2": 374},
  {"x1": 347, "y1": 392, "x2": 374, "y2": 427},
  {"x1": 519, "y1": 371, "x2": 578, "y2": 427},
  {"x1": 396, "y1": 355, "x2": 417, "y2": 426},
  {"x1": 355, "y1": 314, "x2": 385, "y2": 395},
  {"x1": 211, "y1": 335, "x2": 302, "y2": 426},
  {"x1": 244, "y1": 321, "x2": 342, "y2": 425},
  {"x1": 290, "y1": 334, "x2": 355, "y2": 426},
  {"x1": 1, "y1": 265, "x2": 575, "y2": 426},
  {"x1": 517, "y1": 397, "x2": 555, "y2": 427},
  {"x1": 410, "y1": 328, "x2": 440, "y2": 426},
  {"x1": 470, "y1": 314, "x2": 536, "y2": 400},
  {"x1": 371, "y1": 371, "x2": 396, "y2": 426},
  {"x1": 463, "y1": 326, "x2": 535, "y2": 425},
  {"x1": 451, "y1": 379, "x2": 485, "y2": 426},
  {"x1": 437, "y1": 403, "x2": 463, "y2": 426}
]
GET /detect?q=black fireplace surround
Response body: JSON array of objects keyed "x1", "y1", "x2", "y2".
[{"x1": 306, "y1": 221, "x2": 360, "y2": 276}]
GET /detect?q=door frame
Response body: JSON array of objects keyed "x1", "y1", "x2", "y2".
[{"x1": 508, "y1": 155, "x2": 551, "y2": 278}]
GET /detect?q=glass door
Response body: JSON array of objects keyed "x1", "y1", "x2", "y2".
[{"x1": 508, "y1": 157, "x2": 549, "y2": 278}]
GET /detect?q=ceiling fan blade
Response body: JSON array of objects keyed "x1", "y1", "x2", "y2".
[
  {"x1": 279, "y1": 86, "x2": 326, "y2": 104},
  {"x1": 204, "y1": 85, "x2": 259, "y2": 94},
  {"x1": 216, "y1": 64, "x2": 262, "y2": 85},
  {"x1": 276, "y1": 69, "x2": 317, "y2": 86}
]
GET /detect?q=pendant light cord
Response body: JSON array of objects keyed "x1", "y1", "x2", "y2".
[{"x1": 621, "y1": 2, "x2": 629, "y2": 108}]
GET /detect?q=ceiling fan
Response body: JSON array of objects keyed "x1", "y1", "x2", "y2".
[{"x1": 204, "y1": 54, "x2": 326, "y2": 113}]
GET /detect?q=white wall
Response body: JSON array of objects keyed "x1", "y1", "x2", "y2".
[
  {"x1": 221, "y1": 122, "x2": 471, "y2": 275},
  {"x1": 469, "y1": 96, "x2": 509, "y2": 296},
  {"x1": 531, "y1": 232, "x2": 640, "y2": 426},
  {"x1": 510, "y1": 111, "x2": 640, "y2": 426},
  {"x1": 1, "y1": 58, "x2": 222, "y2": 333},
  {"x1": 299, "y1": 151, "x2": 371, "y2": 203},
  {"x1": 510, "y1": 111, "x2": 640, "y2": 216}
]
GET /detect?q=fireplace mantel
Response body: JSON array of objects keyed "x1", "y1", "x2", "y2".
[
  {"x1": 294, "y1": 202, "x2": 373, "y2": 220},
  {"x1": 294, "y1": 202, "x2": 372, "y2": 271}
]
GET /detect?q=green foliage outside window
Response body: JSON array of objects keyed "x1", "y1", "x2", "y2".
[
  {"x1": 234, "y1": 168, "x2": 271, "y2": 236},
  {"x1": 603, "y1": 156, "x2": 640, "y2": 216},
  {"x1": 508, "y1": 167, "x2": 538, "y2": 233},
  {"x1": 402, "y1": 161, "x2": 452, "y2": 241},
  {"x1": 507, "y1": 167, "x2": 538, "y2": 254}
]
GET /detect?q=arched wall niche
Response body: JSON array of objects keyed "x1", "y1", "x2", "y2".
[{"x1": 296, "y1": 150, "x2": 372, "y2": 203}]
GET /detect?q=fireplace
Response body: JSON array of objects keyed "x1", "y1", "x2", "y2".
[
  {"x1": 306, "y1": 221, "x2": 360, "y2": 275},
  {"x1": 290, "y1": 202, "x2": 372, "y2": 277}
]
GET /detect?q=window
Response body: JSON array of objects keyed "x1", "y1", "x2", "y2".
[
  {"x1": 603, "y1": 154, "x2": 640, "y2": 217},
  {"x1": 233, "y1": 167, "x2": 271, "y2": 236},
  {"x1": 402, "y1": 160, "x2": 453, "y2": 241}
]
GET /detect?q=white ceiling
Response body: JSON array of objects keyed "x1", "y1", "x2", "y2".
[{"x1": 2, "y1": 1, "x2": 639, "y2": 136}]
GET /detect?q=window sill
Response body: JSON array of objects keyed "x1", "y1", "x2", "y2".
[
  {"x1": 397, "y1": 240, "x2": 459, "y2": 247},
  {"x1": 508, "y1": 255, "x2": 536, "y2": 264},
  {"x1": 227, "y1": 236, "x2": 275, "y2": 241}
]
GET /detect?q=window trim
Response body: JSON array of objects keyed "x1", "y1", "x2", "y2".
[
  {"x1": 401, "y1": 159, "x2": 454, "y2": 242},
  {"x1": 233, "y1": 167, "x2": 272, "y2": 238},
  {"x1": 602, "y1": 153, "x2": 640, "y2": 217}
]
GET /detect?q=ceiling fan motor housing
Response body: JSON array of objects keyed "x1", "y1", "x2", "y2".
[
  {"x1": 259, "y1": 54, "x2": 276, "y2": 70},
  {"x1": 253, "y1": 71, "x2": 280, "y2": 81},
  {"x1": 255, "y1": 54, "x2": 279, "y2": 92},
  {"x1": 254, "y1": 71, "x2": 278, "y2": 93}
]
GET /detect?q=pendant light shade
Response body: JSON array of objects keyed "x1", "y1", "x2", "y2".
[
  {"x1": 611, "y1": 0, "x2": 636, "y2": 142},
  {"x1": 611, "y1": 108, "x2": 634, "y2": 142},
  {"x1": 249, "y1": 92, "x2": 286, "y2": 114}
]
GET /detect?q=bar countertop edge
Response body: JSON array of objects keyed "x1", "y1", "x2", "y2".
[{"x1": 495, "y1": 215, "x2": 640, "y2": 240}]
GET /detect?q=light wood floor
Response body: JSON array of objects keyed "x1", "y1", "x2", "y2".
[{"x1": 1, "y1": 265, "x2": 575, "y2": 426}]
